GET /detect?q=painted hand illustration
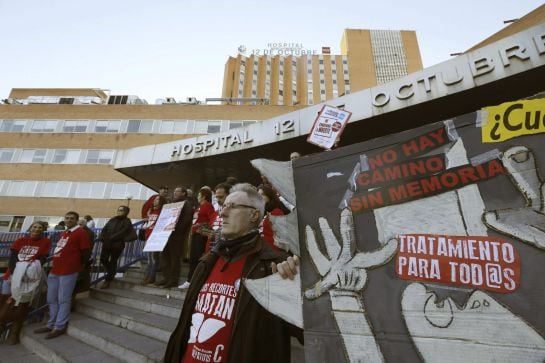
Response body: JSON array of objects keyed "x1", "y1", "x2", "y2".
[
  {"x1": 483, "y1": 146, "x2": 545, "y2": 249},
  {"x1": 305, "y1": 208, "x2": 398, "y2": 299},
  {"x1": 305, "y1": 208, "x2": 398, "y2": 362}
]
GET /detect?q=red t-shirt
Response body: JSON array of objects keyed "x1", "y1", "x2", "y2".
[
  {"x1": 205, "y1": 210, "x2": 222, "y2": 253},
  {"x1": 2, "y1": 236, "x2": 51, "y2": 280},
  {"x1": 182, "y1": 255, "x2": 247, "y2": 363},
  {"x1": 141, "y1": 194, "x2": 158, "y2": 219},
  {"x1": 192, "y1": 201, "x2": 215, "y2": 234},
  {"x1": 144, "y1": 209, "x2": 161, "y2": 241},
  {"x1": 51, "y1": 226, "x2": 90, "y2": 275},
  {"x1": 259, "y1": 208, "x2": 284, "y2": 251}
]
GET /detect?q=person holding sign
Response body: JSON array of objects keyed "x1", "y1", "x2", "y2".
[
  {"x1": 155, "y1": 188, "x2": 193, "y2": 288},
  {"x1": 142, "y1": 196, "x2": 166, "y2": 285},
  {"x1": 164, "y1": 183, "x2": 302, "y2": 362},
  {"x1": 178, "y1": 188, "x2": 215, "y2": 289}
]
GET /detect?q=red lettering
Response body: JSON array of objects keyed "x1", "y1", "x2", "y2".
[
  {"x1": 420, "y1": 176, "x2": 442, "y2": 193},
  {"x1": 441, "y1": 172, "x2": 459, "y2": 188},
  {"x1": 406, "y1": 181, "x2": 423, "y2": 197},
  {"x1": 457, "y1": 166, "x2": 479, "y2": 184},
  {"x1": 357, "y1": 172, "x2": 370, "y2": 187},
  {"x1": 488, "y1": 159, "x2": 505, "y2": 177},
  {"x1": 388, "y1": 185, "x2": 407, "y2": 202},
  {"x1": 401, "y1": 140, "x2": 419, "y2": 157}
]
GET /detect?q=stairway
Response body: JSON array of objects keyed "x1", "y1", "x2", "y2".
[
  {"x1": 15, "y1": 264, "x2": 187, "y2": 363},
  {"x1": 10, "y1": 263, "x2": 304, "y2": 362}
]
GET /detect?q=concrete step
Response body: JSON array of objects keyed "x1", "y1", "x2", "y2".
[
  {"x1": 112, "y1": 278, "x2": 187, "y2": 300},
  {"x1": 123, "y1": 264, "x2": 189, "y2": 284},
  {"x1": 0, "y1": 340, "x2": 47, "y2": 363},
  {"x1": 68, "y1": 313, "x2": 165, "y2": 363},
  {"x1": 20, "y1": 324, "x2": 121, "y2": 363},
  {"x1": 75, "y1": 298, "x2": 177, "y2": 343},
  {"x1": 89, "y1": 287, "x2": 182, "y2": 319}
]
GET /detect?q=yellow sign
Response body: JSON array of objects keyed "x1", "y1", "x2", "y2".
[{"x1": 482, "y1": 99, "x2": 545, "y2": 142}]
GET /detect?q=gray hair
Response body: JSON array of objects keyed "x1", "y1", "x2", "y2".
[{"x1": 230, "y1": 183, "x2": 265, "y2": 222}]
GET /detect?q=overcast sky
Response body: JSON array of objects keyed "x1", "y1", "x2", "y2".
[{"x1": 0, "y1": 0, "x2": 542, "y2": 103}]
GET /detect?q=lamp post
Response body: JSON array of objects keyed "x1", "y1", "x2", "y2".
[{"x1": 126, "y1": 195, "x2": 133, "y2": 207}]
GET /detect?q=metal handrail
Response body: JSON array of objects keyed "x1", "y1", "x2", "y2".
[{"x1": 0, "y1": 221, "x2": 147, "y2": 343}]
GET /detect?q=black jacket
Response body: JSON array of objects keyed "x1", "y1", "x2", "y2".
[
  {"x1": 99, "y1": 216, "x2": 132, "y2": 247},
  {"x1": 164, "y1": 235, "x2": 302, "y2": 362}
]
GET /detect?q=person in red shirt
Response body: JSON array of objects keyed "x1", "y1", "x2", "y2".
[
  {"x1": 142, "y1": 196, "x2": 166, "y2": 284},
  {"x1": 141, "y1": 186, "x2": 169, "y2": 219},
  {"x1": 0, "y1": 221, "x2": 51, "y2": 345},
  {"x1": 203, "y1": 183, "x2": 231, "y2": 254},
  {"x1": 178, "y1": 187, "x2": 215, "y2": 289},
  {"x1": 164, "y1": 183, "x2": 302, "y2": 362},
  {"x1": 258, "y1": 184, "x2": 291, "y2": 251},
  {"x1": 33, "y1": 211, "x2": 90, "y2": 339}
]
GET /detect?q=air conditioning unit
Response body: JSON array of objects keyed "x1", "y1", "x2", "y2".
[
  {"x1": 186, "y1": 97, "x2": 198, "y2": 104},
  {"x1": 165, "y1": 97, "x2": 176, "y2": 104}
]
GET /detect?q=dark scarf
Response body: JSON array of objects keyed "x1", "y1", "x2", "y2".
[{"x1": 214, "y1": 230, "x2": 259, "y2": 271}]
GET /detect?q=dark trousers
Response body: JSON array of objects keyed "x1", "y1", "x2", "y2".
[
  {"x1": 100, "y1": 243, "x2": 125, "y2": 282},
  {"x1": 161, "y1": 232, "x2": 187, "y2": 284},
  {"x1": 187, "y1": 233, "x2": 207, "y2": 282}
]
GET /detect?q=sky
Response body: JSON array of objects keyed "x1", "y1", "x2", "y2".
[{"x1": 0, "y1": 0, "x2": 543, "y2": 103}]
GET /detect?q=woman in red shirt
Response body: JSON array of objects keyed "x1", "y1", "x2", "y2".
[
  {"x1": 179, "y1": 187, "x2": 215, "y2": 289},
  {"x1": 0, "y1": 221, "x2": 51, "y2": 345},
  {"x1": 258, "y1": 185, "x2": 290, "y2": 251}
]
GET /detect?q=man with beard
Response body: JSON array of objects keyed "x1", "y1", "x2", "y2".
[
  {"x1": 33, "y1": 211, "x2": 90, "y2": 339},
  {"x1": 164, "y1": 183, "x2": 301, "y2": 362}
]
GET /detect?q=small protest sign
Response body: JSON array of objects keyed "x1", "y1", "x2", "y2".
[
  {"x1": 307, "y1": 105, "x2": 352, "y2": 149},
  {"x1": 143, "y1": 201, "x2": 185, "y2": 252}
]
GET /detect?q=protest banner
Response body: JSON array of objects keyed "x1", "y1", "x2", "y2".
[{"x1": 143, "y1": 201, "x2": 185, "y2": 252}]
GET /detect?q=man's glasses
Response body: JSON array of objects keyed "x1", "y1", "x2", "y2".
[{"x1": 223, "y1": 202, "x2": 256, "y2": 210}]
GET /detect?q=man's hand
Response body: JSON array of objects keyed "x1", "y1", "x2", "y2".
[{"x1": 272, "y1": 255, "x2": 300, "y2": 280}]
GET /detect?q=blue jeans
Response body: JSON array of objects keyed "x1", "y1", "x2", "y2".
[
  {"x1": 0, "y1": 279, "x2": 10, "y2": 295},
  {"x1": 47, "y1": 272, "x2": 78, "y2": 330},
  {"x1": 146, "y1": 252, "x2": 160, "y2": 280}
]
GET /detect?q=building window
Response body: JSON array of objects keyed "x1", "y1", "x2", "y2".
[
  {"x1": 110, "y1": 183, "x2": 140, "y2": 199},
  {"x1": 52, "y1": 150, "x2": 80, "y2": 164},
  {"x1": 344, "y1": 79, "x2": 350, "y2": 85},
  {"x1": 62, "y1": 120, "x2": 89, "y2": 132},
  {"x1": 77, "y1": 182, "x2": 106, "y2": 199},
  {"x1": 41, "y1": 181, "x2": 71, "y2": 197},
  {"x1": 31, "y1": 120, "x2": 57, "y2": 132},
  {"x1": 127, "y1": 120, "x2": 154, "y2": 133},
  {"x1": 160, "y1": 120, "x2": 187, "y2": 134},
  {"x1": 320, "y1": 90, "x2": 326, "y2": 94},
  {"x1": 8, "y1": 181, "x2": 38, "y2": 197},
  {"x1": 20, "y1": 149, "x2": 47, "y2": 163},
  {"x1": 85, "y1": 150, "x2": 114, "y2": 164},
  {"x1": 343, "y1": 60, "x2": 347, "y2": 65},
  {"x1": 332, "y1": 69, "x2": 336, "y2": 74},
  {"x1": 0, "y1": 120, "x2": 25, "y2": 132},
  {"x1": 207, "y1": 121, "x2": 221, "y2": 134},
  {"x1": 94, "y1": 120, "x2": 121, "y2": 133},
  {"x1": 0, "y1": 149, "x2": 15, "y2": 162},
  {"x1": 319, "y1": 69, "x2": 324, "y2": 74},
  {"x1": 319, "y1": 59, "x2": 324, "y2": 64}
]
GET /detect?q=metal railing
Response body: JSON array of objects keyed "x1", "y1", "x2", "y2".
[{"x1": 0, "y1": 221, "x2": 147, "y2": 343}]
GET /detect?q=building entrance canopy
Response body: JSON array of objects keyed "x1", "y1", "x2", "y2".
[{"x1": 115, "y1": 23, "x2": 545, "y2": 190}]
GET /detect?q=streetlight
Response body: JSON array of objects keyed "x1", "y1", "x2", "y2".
[{"x1": 126, "y1": 195, "x2": 133, "y2": 207}]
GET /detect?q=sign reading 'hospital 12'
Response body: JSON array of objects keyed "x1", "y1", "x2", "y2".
[
  {"x1": 396, "y1": 234, "x2": 520, "y2": 293},
  {"x1": 171, "y1": 119, "x2": 296, "y2": 158}
]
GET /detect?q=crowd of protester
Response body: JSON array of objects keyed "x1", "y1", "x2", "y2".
[{"x1": 0, "y1": 151, "x2": 303, "y2": 360}]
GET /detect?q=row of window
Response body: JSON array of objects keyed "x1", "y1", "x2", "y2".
[
  {"x1": 0, "y1": 148, "x2": 116, "y2": 164},
  {"x1": 0, "y1": 119, "x2": 257, "y2": 135},
  {"x1": 370, "y1": 30, "x2": 408, "y2": 85},
  {"x1": 0, "y1": 180, "x2": 155, "y2": 200}
]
